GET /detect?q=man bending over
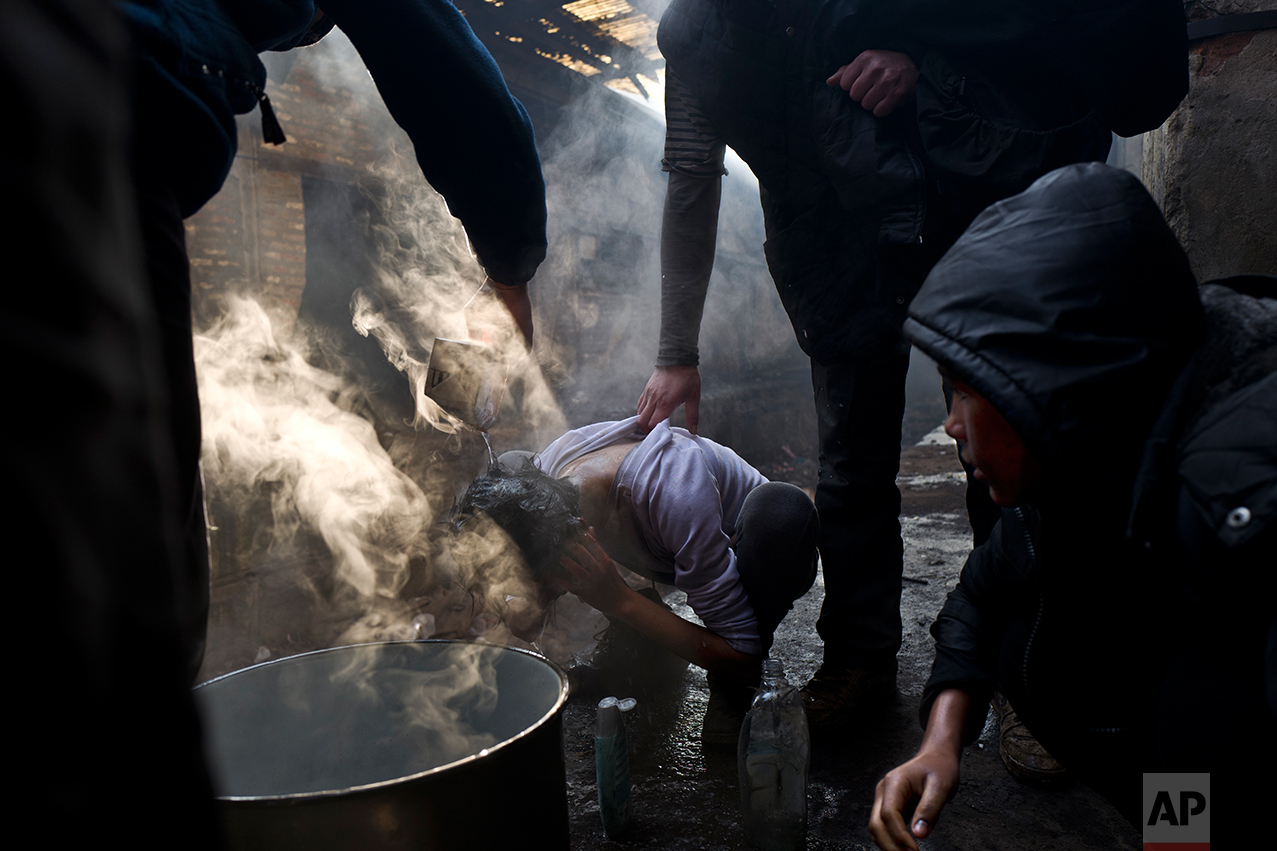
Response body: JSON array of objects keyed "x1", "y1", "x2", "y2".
[{"x1": 457, "y1": 417, "x2": 819, "y2": 744}]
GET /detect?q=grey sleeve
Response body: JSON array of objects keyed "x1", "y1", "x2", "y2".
[
  {"x1": 657, "y1": 170, "x2": 722, "y2": 367},
  {"x1": 657, "y1": 73, "x2": 725, "y2": 367}
]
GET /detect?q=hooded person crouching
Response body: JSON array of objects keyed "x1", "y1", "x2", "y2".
[{"x1": 868, "y1": 162, "x2": 1276, "y2": 849}]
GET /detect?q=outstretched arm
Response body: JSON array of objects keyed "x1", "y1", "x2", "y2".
[
  {"x1": 638, "y1": 70, "x2": 725, "y2": 434},
  {"x1": 637, "y1": 169, "x2": 721, "y2": 433},
  {"x1": 557, "y1": 528, "x2": 760, "y2": 684},
  {"x1": 870, "y1": 688, "x2": 969, "y2": 850},
  {"x1": 321, "y1": 0, "x2": 547, "y2": 290}
]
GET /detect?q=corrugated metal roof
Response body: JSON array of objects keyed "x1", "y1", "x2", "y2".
[{"x1": 457, "y1": 0, "x2": 665, "y2": 97}]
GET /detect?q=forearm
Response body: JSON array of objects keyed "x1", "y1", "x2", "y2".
[
  {"x1": 657, "y1": 170, "x2": 721, "y2": 367},
  {"x1": 871, "y1": 688, "x2": 968, "y2": 850},
  {"x1": 607, "y1": 583, "x2": 759, "y2": 683},
  {"x1": 920, "y1": 689, "x2": 970, "y2": 758}
]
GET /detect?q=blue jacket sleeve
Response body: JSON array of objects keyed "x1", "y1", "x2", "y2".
[{"x1": 319, "y1": 0, "x2": 547, "y2": 285}]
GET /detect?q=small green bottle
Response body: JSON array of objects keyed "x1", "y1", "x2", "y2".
[{"x1": 595, "y1": 696, "x2": 636, "y2": 838}]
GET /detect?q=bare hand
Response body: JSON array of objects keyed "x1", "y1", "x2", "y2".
[
  {"x1": 869, "y1": 748, "x2": 960, "y2": 851},
  {"x1": 637, "y1": 365, "x2": 701, "y2": 434},
  {"x1": 488, "y1": 278, "x2": 534, "y2": 349},
  {"x1": 827, "y1": 50, "x2": 918, "y2": 118},
  {"x1": 556, "y1": 527, "x2": 629, "y2": 615}
]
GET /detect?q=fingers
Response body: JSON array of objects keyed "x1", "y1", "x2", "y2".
[
  {"x1": 825, "y1": 63, "x2": 852, "y2": 90},
  {"x1": 636, "y1": 373, "x2": 666, "y2": 431},
  {"x1": 645, "y1": 393, "x2": 678, "y2": 427},
  {"x1": 581, "y1": 526, "x2": 610, "y2": 561},
  {"x1": 850, "y1": 68, "x2": 899, "y2": 116},
  {"x1": 559, "y1": 528, "x2": 610, "y2": 576},
  {"x1": 557, "y1": 529, "x2": 628, "y2": 614},
  {"x1": 554, "y1": 554, "x2": 584, "y2": 589},
  {"x1": 684, "y1": 387, "x2": 700, "y2": 435},
  {"x1": 868, "y1": 751, "x2": 960, "y2": 851},
  {"x1": 869, "y1": 772, "x2": 919, "y2": 851},
  {"x1": 826, "y1": 54, "x2": 868, "y2": 91},
  {"x1": 636, "y1": 367, "x2": 697, "y2": 431},
  {"x1": 911, "y1": 770, "x2": 954, "y2": 839},
  {"x1": 846, "y1": 67, "x2": 878, "y2": 104},
  {"x1": 827, "y1": 50, "x2": 917, "y2": 118},
  {"x1": 869, "y1": 89, "x2": 903, "y2": 118},
  {"x1": 637, "y1": 388, "x2": 661, "y2": 432}
]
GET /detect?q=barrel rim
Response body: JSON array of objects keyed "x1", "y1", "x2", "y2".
[{"x1": 194, "y1": 639, "x2": 569, "y2": 802}]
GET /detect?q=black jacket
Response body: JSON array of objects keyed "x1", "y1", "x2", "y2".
[
  {"x1": 657, "y1": 0, "x2": 1185, "y2": 361},
  {"x1": 904, "y1": 164, "x2": 1276, "y2": 806}
]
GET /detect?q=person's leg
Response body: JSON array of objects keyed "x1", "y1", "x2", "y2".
[
  {"x1": 733, "y1": 481, "x2": 820, "y2": 655},
  {"x1": 811, "y1": 334, "x2": 911, "y2": 667},
  {"x1": 797, "y1": 210, "x2": 965, "y2": 724},
  {"x1": 134, "y1": 169, "x2": 210, "y2": 681},
  {"x1": 803, "y1": 333, "x2": 911, "y2": 723},
  {"x1": 702, "y1": 482, "x2": 817, "y2": 746},
  {"x1": 3, "y1": 0, "x2": 219, "y2": 839}
]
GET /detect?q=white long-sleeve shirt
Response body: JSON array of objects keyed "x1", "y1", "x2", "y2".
[{"x1": 536, "y1": 417, "x2": 766, "y2": 655}]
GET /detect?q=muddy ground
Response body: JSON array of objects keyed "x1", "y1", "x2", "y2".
[{"x1": 555, "y1": 434, "x2": 1140, "y2": 851}]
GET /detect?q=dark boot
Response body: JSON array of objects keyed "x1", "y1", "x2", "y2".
[
  {"x1": 993, "y1": 691, "x2": 1070, "y2": 787},
  {"x1": 702, "y1": 673, "x2": 755, "y2": 749},
  {"x1": 800, "y1": 659, "x2": 898, "y2": 729}
]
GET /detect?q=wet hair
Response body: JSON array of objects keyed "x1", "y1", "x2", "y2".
[{"x1": 455, "y1": 459, "x2": 582, "y2": 581}]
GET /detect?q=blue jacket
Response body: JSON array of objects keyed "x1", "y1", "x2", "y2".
[{"x1": 118, "y1": 0, "x2": 547, "y2": 285}]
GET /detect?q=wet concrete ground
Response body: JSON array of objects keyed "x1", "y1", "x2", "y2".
[{"x1": 554, "y1": 431, "x2": 1140, "y2": 851}]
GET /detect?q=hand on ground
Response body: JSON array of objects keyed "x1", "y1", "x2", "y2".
[{"x1": 868, "y1": 748, "x2": 959, "y2": 851}]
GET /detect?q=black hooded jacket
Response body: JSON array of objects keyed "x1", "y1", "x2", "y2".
[{"x1": 903, "y1": 164, "x2": 1276, "y2": 805}]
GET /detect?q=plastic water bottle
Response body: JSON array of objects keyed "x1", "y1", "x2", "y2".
[
  {"x1": 738, "y1": 659, "x2": 809, "y2": 850},
  {"x1": 595, "y1": 696, "x2": 636, "y2": 838}
]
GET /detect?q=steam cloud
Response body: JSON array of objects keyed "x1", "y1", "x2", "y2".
[
  {"x1": 196, "y1": 296, "x2": 429, "y2": 602},
  {"x1": 195, "y1": 24, "x2": 798, "y2": 677}
]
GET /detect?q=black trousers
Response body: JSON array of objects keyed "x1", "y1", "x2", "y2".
[
  {"x1": 810, "y1": 334, "x2": 912, "y2": 668},
  {"x1": 793, "y1": 189, "x2": 978, "y2": 670},
  {"x1": 134, "y1": 170, "x2": 211, "y2": 682},
  {"x1": 734, "y1": 481, "x2": 820, "y2": 655}
]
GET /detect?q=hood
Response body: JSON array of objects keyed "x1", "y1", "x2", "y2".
[{"x1": 904, "y1": 163, "x2": 1202, "y2": 478}]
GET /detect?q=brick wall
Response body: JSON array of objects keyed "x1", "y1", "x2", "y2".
[{"x1": 187, "y1": 41, "x2": 411, "y2": 333}]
